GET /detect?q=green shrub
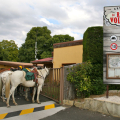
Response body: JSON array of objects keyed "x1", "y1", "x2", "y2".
[
  {"x1": 67, "y1": 61, "x2": 93, "y2": 98},
  {"x1": 109, "y1": 85, "x2": 120, "y2": 90},
  {"x1": 90, "y1": 77, "x2": 106, "y2": 95},
  {"x1": 82, "y1": 26, "x2": 105, "y2": 94},
  {"x1": 83, "y1": 26, "x2": 103, "y2": 64}
]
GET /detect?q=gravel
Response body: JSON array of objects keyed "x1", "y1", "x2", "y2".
[{"x1": 94, "y1": 96, "x2": 120, "y2": 104}]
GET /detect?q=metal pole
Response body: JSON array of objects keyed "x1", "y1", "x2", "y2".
[
  {"x1": 106, "y1": 85, "x2": 109, "y2": 98},
  {"x1": 35, "y1": 31, "x2": 37, "y2": 60}
]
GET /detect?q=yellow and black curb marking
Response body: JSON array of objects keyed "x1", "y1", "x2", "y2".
[{"x1": 0, "y1": 104, "x2": 60, "y2": 119}]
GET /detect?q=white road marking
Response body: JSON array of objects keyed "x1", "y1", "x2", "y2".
[
  {"x1": 5, "y1": 106, "x2": 66, "y2": 120},
  {"x1": 0, "y1": 101, "x2": 56, "y2": 114}
]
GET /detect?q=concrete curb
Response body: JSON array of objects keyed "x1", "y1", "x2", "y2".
[
  {"x1": 63, "y1": 98, "x2": 120, "y2": 118},
  {"x1": 0, "y1": 104, "x2": 60, "y2": 119}
]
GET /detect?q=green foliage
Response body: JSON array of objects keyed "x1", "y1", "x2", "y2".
[
  {"x1": 82, "y1": 26, "x2": 105, "y2": 95},
  {"x1": 18, "y1": 26, "x2": 51, "y2": 62},
  {"x1": 0, "y1": 44, "x2": 3, "y2": 60},
  {"x1": 109, "y1": 85, "x2": 120, "y2": 90},
  {"x1": 18, "y1": 26, "x2": 74, "y2": 62},
  {"x1": 90, "y1": 77, "x2": 106, "y2": 95},
  {"x1": 90, "y1": 64, "x2": 103, "y2": 80},
  {"x1": 67, "y1": 62, "x2": 93, "y2": 98},
  {"x1": 41, "y1": 51, "x2": 52, "y2": 58},
  {"x1": 0, "y1": 40, "x2": 18, "y2": 61},
  {"x1": 83, "y1": 26, "x2": 103, "y2": 64}
]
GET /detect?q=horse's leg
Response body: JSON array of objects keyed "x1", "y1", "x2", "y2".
[
  {"x1": 36, "y1": 85, "x2": 42, "y2": 104},
  {"x1": 32, "y1": 87, "x2": 36, "y2": 103},
  {"x1": 6, "y1": 86, "x2": 16, "y2": 107},
  {"x1": 25, "y1": 87, "x2": 29, "y2": 101},
  {"x1": 12, "y1": 90, "x2": 17, "y2": 105}
]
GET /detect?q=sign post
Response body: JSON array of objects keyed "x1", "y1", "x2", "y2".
[{"x1": 103, "y1": 6, "x2": 120, "y2": 98}]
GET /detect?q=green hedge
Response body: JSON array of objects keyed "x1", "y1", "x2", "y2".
[
  {"x1": 83, "y1": 26, "x2": 103, "y2": 64},
  {"x1": 82, "y1": 26, "x2": 106, "y2": 95}
]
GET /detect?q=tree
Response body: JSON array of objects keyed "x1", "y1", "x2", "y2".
[
  {"x1": 40, "y1": 34, "x2": 74, "y2": 58},
  {"x1": 18, "y1": 26, "x2": 74, "y2": 62},
  {"x1": 0, "y1": 44, "x2": 3, "y2": 60},
  {"x1": 18, "y1": 43, "x2": 27, "y2": 62},
  {"x1": 0, "y1": 40, "x2": 18, "y2": 61},
  {"x1": 18, "y1": 26, "x2": 52, "y2": 62}
]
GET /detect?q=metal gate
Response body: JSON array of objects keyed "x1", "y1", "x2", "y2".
[{"x1": 40, "y1": 68, "x2": 64, "y2": 104}]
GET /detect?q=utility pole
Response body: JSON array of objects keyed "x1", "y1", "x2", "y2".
[
  {"x1": 35, "y1": 31, "x2": 38, "y2": 60},
  {"x1": 35, "y1": 41, "x2": 38, "y2": 60}
]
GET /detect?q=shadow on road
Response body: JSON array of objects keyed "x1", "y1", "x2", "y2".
[{"x1": 0, "y1": 93, "x2": 51, "y2": 107}]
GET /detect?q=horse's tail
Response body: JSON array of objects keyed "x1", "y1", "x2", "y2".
[
  {"x1": 0, "y1": 74, "x2": 2, "y2": 96},
  {"x1": 5, "y1": 73, "x2": 12, "y2": 98}
]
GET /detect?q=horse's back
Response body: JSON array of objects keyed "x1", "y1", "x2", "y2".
[{"x1": 11, "y1": 70, "x2": 24, "y2": 79}]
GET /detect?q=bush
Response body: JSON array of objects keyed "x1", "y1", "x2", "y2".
[
  {"x1": 90, "y1": 77, "x2": 106, "y2": 95},
  {"x1": 82, "y1": 26, "x2": 105, "y2": 94},
  {"x1": 83, "y1": 26, "x2": 103, "y2": 64},
  {"x1": 67, "y1": 62, "x2": 93, "y2": 98},
  {"x1": 109, "y1": 85, "x2": 120, "y2": 90}
]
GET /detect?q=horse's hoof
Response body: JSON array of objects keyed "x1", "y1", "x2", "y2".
[
  {"x1": 37, "y1": 101, "x2": 41, "y2": 104},
  {"x1": 7, "y1": 105, "x2": 10, "y2": 108},
  {"x1": 25, "y1": 98, "x2": 29, "y2": 101},
  {"x1": 32, "y1": 101, "x2": 35, "y2": 103},
  {"x1": 15, "y1": 103, "x2": 18, "y2": 106}
]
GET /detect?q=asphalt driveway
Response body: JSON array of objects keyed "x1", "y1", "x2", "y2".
[{"x1": 41, "y1": 106, "x2": 120, "y2": 120}]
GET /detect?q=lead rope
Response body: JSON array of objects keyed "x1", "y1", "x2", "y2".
[{"x1": 39, "y1": 69, "x2": 47, "y2": 80}]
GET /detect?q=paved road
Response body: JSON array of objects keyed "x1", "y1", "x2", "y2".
[
  {"x1": 0, "y1": 94, "x2": 119, "y2": 120},
  {"x1": 41, "y1": 106, "x2": 120, "y2": 120},
  {"x1": 0, "y1": 94, "x2": 66, "y2": 120},
  {"x1": 0, "y1": 93, "x2": 51, "y2": 107}
]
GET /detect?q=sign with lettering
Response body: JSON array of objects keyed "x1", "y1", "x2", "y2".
[
  {"x1": 104, "y1": 6, "x2": 120, "y2": 26},
  {"x1": 103, "y1": 6, "x2": 120, "y2": 84}
]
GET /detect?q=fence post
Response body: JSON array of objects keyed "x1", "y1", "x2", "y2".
[{"x1": 60, "y1": 67, "x2": 64, "y2": 105}]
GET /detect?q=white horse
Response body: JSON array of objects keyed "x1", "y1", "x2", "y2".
[
  {"x1": 6, "y1": 67, "x2": 49, "y2": 107},
  {"x1": 0, "y1": 71, "x2": 27, "y2": 102},
  {"x1": 0, "y1": 70, "x2": 13, "y2": 102},
  {"x1": 0, "y1": 67, "x2": 37, "y2": 102}
]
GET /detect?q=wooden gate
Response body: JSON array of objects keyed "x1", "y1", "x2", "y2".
[{"x1": 40, "y1": 68, "x2": 64, "y2": 104}]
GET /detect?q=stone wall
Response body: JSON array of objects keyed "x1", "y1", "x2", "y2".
[{"x1": 63, "y1": 63, "x2": 81, "y2": 100}]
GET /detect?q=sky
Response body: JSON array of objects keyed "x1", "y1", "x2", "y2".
[{"x1": 0, "y1": 0, "x2": 119, "y2": 48}]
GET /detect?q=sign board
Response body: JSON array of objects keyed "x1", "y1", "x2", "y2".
[
  {"x1": 103, "y1": 6, "x2": 120, "y2": 84},
  {"x1": 110, "y1": 43, "x2": 118, "y2": 50}
]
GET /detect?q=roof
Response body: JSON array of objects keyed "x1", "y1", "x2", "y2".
[
  {"x1": 31, "y1": 57, "x2": 53, "y2": 64},
  {"x1": 53, "y1": 39, "x2": 83, "y2": 48},
  {"x1": 0, "y1": 61, "x2": 43, "y2": 68}
]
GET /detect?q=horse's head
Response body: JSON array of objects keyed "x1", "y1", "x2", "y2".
[{"x1": 45, "y1": 67, "x2": 50, "y2": 75}]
